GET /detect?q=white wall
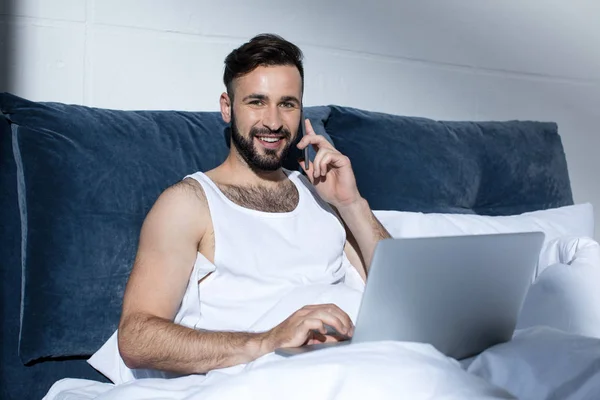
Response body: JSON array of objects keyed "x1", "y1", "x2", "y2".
[{"x1": 1, "y1": 0, "x2": 598, "y2": 236}]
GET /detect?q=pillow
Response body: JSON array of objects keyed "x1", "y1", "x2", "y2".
[
  {"x1": 0, "y1": 92, "x2": 331, "y2": 364},
  {"x1": 536, "y1": 235, "x2": 600, "y2": 275},
  {"x1": 374, "y1": 203, "x2": 595, "y2": 273},
  {"x1": 324, "y1": 105, "x2": 574, "y2": 215},
  {"x1": 516, "y1": 236, "x2": 600, "y2": 338}
]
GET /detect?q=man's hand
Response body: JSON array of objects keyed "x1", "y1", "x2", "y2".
[
  {"x1": 297, "y1": 119, "x2": 362, "y2": 209},
  {"x1": 261, "y1": 304, "x2": 354, "y2": 351},
  {"x1": 296, "y1": 119, "x2": 391, "y2": 277}
]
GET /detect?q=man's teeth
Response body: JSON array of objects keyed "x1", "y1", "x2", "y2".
[{"x1": 258, "y1": 137, "x2": 281, "y2": 143}]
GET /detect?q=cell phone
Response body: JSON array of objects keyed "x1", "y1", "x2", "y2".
[{"x1": 300, "y1": 108, "x2": 309, "y2": 170}]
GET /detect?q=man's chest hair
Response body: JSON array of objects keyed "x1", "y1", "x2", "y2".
[{"x1": 217, "y1": 180, "x2": 299, "y2": 213}]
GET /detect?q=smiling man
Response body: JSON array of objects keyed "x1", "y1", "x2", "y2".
[{"x1": 112, "y1": 33, "x2": 391, "y2": 378}]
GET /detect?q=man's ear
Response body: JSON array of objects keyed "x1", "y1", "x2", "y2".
[{"x1": 220, "y1": 92, "x2": 232, "y2": 123}]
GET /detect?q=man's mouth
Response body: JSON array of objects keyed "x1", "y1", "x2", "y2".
[
  {"x1": 258, "y1": 136, "x2": 281, "y2": 143},
  {"x1": 255, "y1": 135, "x2": 285, "y2": 149}
]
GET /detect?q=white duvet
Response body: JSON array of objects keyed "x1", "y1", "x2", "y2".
[
  {"x1": 44, "y1": 237, "x2": 600, "y2": 400},
  {"x1": 46, "y1": 340, "x2": 515, "y2": 400},
  {"x1": 42, "y1": 328, "x2": 600, "y2": 400}
]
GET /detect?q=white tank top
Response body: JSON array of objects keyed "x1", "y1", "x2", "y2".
[
  {"x1": 185, "y1": 169, "x2": 353, "y2": 332},
  {"x1": 88, "y1": 169, "x2": 364, "y2": 383}
]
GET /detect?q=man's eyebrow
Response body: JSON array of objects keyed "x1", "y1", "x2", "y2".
[
  {"x1": 241, "y1": 94, "x2": 300, "y2": 104},
  {"x1": 242, "y1": 93, "x2": 268, "y2": 102},
  {"x1": 280, "y1": 96, "x2": 300, "y2": 105}
]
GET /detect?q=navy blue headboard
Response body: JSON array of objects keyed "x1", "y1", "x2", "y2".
[
  {"x1": 0, "y1": 108, "x2": 106, "y2": 400},
  {"x1": 324, "y1": 105, "x2": 573, "y2": 215}
]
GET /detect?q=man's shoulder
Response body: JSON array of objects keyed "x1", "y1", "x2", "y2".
[
  {"x1": 176, "y1": 176, "x2": 207, "y2": 201},
  {"x1": 157, "y1": 176, "x2": 208, "y2": 210},
  {"x1": 143, "y1": 177, "x2": 210, "y2": 238},
  {"x1": 173, "y1": 175, "x2": 206, "y2": 201}
]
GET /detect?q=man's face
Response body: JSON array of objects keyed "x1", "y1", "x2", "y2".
[{"x1": 227, "y1": 65, "x2": 302, "y2": 171}]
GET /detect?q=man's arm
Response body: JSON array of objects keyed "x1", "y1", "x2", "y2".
[
  {"x1": 118, "y1": 179, "x2": 353, "y2": 374},
  {"x1": 119, "y1": 314, "x2": 262, "y2": 374},
  {"x1": 335, "y1": 200, "x2": 391, "y2": 277},
  {"x1": 118, "y1": 179, "x2": 265, "y2": 374},
  {"x1": 295, "y1": 119, "x2": 391, "y2": 278}
]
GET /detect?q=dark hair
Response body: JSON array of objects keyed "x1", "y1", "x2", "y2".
[{"x1": 223, "y1": 33, "x2": 304, "y2": 100}]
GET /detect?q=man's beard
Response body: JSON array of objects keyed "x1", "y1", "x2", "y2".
[{"x1": 230, "y1": 112, "x2": 293, "y2": 172}]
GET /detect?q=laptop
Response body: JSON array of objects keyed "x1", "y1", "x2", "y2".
[{"x1": 275, "y1": 232, "x2": 545, "y2": 360}]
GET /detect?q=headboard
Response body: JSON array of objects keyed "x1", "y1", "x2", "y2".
[{"x1": 322, "y1": 105, "x2": 573, "y2": 215}]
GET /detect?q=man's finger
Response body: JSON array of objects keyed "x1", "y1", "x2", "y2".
[
  {"x1": 308, "y1": 311, "x2": 350, "y2": 336},
  {"x1": 319, "y1": 153, "x2": 333, "y2": 177},
  {"x1": 305, "y1": 119, "x2": 317, "y2": 136},
  {"x1": 322, "y1": 304, "x2": 354, "y2": 334},
  {"x1": 301, "y1": 318, "x2": 327, "y2": 335},
  {"x1": 301, "y1": 304, "x2": 354, "y2": 335},
  {"x1": 297, "y1": 134, "x2": 334, "y2": 152},
  {"x1": 312, "y1": 148, "x2": 331, "y2": 178},
  {"x1": 307, "y1": 333, "x2": 341, "y2": 345}
]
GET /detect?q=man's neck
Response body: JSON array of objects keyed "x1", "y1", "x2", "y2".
[{"x1": 217, "y1": 151, "x2": 288, "y2": 188}]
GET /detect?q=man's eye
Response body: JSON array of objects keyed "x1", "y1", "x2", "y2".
[
  {"x1": 249, "y1": 100, "x2": 262, "y2": 105},
  {"x1": 280, "y1": 102, "x2": 294, "y2": 108}
]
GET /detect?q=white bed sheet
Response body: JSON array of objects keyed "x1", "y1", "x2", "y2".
[
  {"x1": 468, "y1": 326, "x2": 600, "y2": 400},
  {"x1": 44, "y1": 328, "x2": 600, "y2": 400},
  {"x1": 45, "y1": 341, "x2": 514, "y2": 400},
  {"x1": 45, "y1": 326, "x2": 600, "y2": 400}
]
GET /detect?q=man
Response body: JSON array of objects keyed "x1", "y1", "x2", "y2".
[{"x1": 116, "y1": 33, "x2": 391, "y2": 376}]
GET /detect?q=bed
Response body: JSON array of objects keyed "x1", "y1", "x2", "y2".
[{"x1": 1, "y1": 92, "x2": 599, "y2": 399}]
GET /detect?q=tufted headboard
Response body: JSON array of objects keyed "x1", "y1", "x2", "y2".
[
  {"x1": 322, "y1": 106, "x2": 573, "y2": 215},
  {"x1": 0, "y1": 92, "x2": 573, "y2": 399}
]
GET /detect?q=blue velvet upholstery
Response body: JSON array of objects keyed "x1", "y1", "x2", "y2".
[
  {"x1": 11, "y1": 103, "x2": 228, "y2": 364},
  {"x1": 2, "y1": 112, "x2": 109, "y2": 400},
  {"x1": 324, "y1": 106, "x2": 573, "y2": 214},
  {"x1": 0, "y1": 93, "x2": 573, "y2": 399}
]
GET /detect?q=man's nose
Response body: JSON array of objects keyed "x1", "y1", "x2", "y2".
[{"x1": 262, "y1": 106, "x2": 284, "y2": 132}]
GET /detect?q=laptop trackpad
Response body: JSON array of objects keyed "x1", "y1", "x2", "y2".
[{"x1": 275, "y1": 341, "x2": 352, "y2": 357}]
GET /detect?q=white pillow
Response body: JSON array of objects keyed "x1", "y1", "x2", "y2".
[
  {"x1": 516, "y1": 236, "x2": 600, "y2": 338},
  {"x1": 374, "y1": 203, "x2": 595, "y2": 272},
  {"x1": 374, "y1": 203, "x2": 594, "y2": 240}
]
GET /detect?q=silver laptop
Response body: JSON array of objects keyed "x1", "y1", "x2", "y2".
[{"x1": 275, "y1": 232, "x2": 545, "y2": 360}]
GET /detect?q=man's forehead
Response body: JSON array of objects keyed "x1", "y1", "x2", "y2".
[{"x1": 233, "y1": 65, "x2": 302, "y2": 98}]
